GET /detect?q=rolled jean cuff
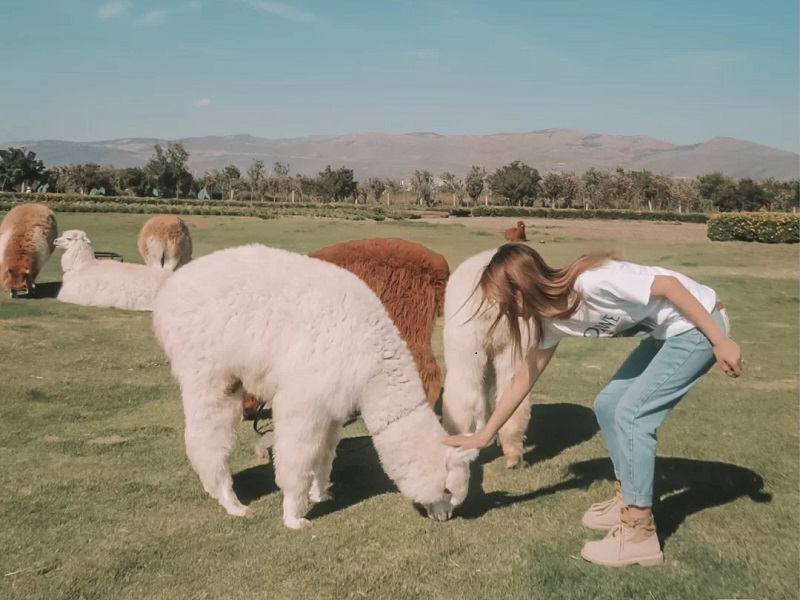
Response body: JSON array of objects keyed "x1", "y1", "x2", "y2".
[{"x1": 622, "y1": 491, "x2": 652, "y2": 508}]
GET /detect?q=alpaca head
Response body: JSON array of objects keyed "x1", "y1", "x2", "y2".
[
  {"x1": 517, "y1": 221, "x2": 525, "y2": 230},
  {"x1": 2, "y1": 263, "x2": 32, "y2": 296},
  {"x1": 54, "y1": 229, "x2": 92, "y2": 250},
  {"x1": 421, "y1": 447, "x2": 479, "y2": 521}
]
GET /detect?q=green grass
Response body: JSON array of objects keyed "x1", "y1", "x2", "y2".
[{"x1": 1, "y1": 213, "x2": 798, "y2": 600}]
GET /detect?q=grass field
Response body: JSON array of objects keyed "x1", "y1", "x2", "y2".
[{"x1": 1, "y1": 213, "x2": 798, "y2": 600}]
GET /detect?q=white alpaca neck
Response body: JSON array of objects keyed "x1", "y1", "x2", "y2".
[
  {"x1": 358, "y1": 358, "x2": 447, "y2": 504},
  {"x1": 358, "y1": 353, "x2": 427, "y2": 436},
  {"x1": 61, "y1": 242, "x2": 96, "y2": 272}
]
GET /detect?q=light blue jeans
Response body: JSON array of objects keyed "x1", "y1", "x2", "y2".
[{"x1": 593, "y1": 308, "x2": 730, "y2": 507}]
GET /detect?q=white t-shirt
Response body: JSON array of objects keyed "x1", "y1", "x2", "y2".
[{"x1": 537, "y1": 260, "x2": 718, "y2": 349}]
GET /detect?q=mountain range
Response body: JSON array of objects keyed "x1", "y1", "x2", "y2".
[{"x1": 3, "y1": 129, "x2": 798, "y2": 180}]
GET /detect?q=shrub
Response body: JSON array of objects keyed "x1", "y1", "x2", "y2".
[
  {"x1": 469, "y1": 206, "x2": 709, "y2": 223},
  {"x1": 0, "y1": 193, "x2": 404, "y2": 222},
  {"x1": 707, "y1": 212, "x2": 799, "y2": 244}
]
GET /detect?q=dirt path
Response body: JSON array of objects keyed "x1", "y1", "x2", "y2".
[{"x1": 418, "y1": 215, "x2": 711, "y2": 243}]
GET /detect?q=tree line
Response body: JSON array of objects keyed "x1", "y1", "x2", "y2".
[{"x1": 1, "y1": 144, "x2": 797, "y2": 213}]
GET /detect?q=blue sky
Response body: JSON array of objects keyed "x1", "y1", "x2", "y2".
[{"x1": 1, "y1": 0, "x2": 798, "y2": 151}]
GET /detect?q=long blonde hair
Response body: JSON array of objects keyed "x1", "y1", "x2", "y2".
[{"x1": 474, "y1": 244, "x2": 624, "y2": 357}]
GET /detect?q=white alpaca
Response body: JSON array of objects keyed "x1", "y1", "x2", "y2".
[
  {"x1": 152, "y1": 244, "x2": 478, "y2": 529},
  {"x1": 441, "y1": 248, "x2": 534, "y2": 469},
  {"x1": 54, "y1": 229, "x2": 172, "y2": 312}
]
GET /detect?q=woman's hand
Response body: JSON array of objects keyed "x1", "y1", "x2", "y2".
[
  {"x1": 444, "y1": 432, "x2": 490, "y2": 451},
  {"x1": 714, "y1": 338, "x2": 744, "y2": 378}
]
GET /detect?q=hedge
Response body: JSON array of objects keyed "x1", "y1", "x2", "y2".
[
  {"x1": 467, "y1": 206, "x2": 709, "y2": 223},
  {"x1": 707, "y1": 212, "x2": 799, "y2": 244},
  {"x1": 0, "y1": 194, "x2": 405, "y2": 222}
]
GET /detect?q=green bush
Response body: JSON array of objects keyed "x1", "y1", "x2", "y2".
[
  {"x1": 470, "y1": 206, "x2": 709, "y2": 223},
  {"x1": 707, "y1": 212, "x2": 799, "y2": 243},
  {"x1": 449, "y1": 208, "x2": 472, "y2": 217},
  {"x1": 0, "y1": 193, "x2": 403, "y2": 222}
]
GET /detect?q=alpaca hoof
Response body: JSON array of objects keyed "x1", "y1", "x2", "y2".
[
  {"x1": 284, "y1": 517, "x2": 312, "y2": 529},
  {"x1": 225, "y1": 504, "x2": 253, "y2": 517},
  {"x1": 222, "y1": 501, "x2": 253, "y2": 517},
  {"x1": 505, "y1": 456, "x2": 526, "y2": 469}
]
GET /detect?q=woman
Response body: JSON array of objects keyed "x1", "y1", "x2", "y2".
[{"x1": 444, "y1": 243, "x2": 743, "y2": 567}]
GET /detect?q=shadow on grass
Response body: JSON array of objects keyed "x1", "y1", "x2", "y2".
[
  {"x1": 458, "y1": 455, "x2": 771, "y2": 545},
  {"x1": 237, "y1": 402, "x2": 600, "y2": 521},
  {"x1": 232, "y1": 461, "x2": 279, "y2": 506},
  {"x1": 13, "y1": 281, "x2": 62, "y2": 299},
  {"x1": 231, "y1": 433, "x2": 395, "y2": 517},
  {"x1": 305, "y1": 437, "x2": 396, "y2": 520},
  {"x1": 476, "y1": 402, "x2": 600, "y2": 467},
  {"x1": 233, "y1": 402, "x2": 768, "y2": 544}
]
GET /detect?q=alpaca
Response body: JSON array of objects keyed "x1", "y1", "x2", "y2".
[
  {"x1": 441, "y1": 248, "x2": 534, "y2": 469},
  {"x1": 0, "y1": 203, "x2": 58, "y2": 297},
  {"x1": 241, "y1": 237, "x2": 449, "y2": 418},
  {"x1": 54, "y1": 229, "x2": 172, "y2": 311},
  {"x1": 153, "y1": 244, "x2": 477, "y2": 529},
  {"x1": 504, "y1": 221, "x2": 527, "y2": 242},
  {"x1": 137, "y1": 215, "x2": 193, "y2": 270}
]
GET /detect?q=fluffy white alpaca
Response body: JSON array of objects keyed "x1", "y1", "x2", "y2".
[
  {"x1": 441, "y1": 248, "x2": 534, "y2": 469},
  {"x1": 152, "y1": 244, "x2": 478, "y2": 529},
  {"x1": 54, "y1": 229, "x2": 172, "y2": 312}
]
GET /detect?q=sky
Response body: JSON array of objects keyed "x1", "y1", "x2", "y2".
[{"x1": 1, "y1": 0, "x2": 798, "y2": 152}]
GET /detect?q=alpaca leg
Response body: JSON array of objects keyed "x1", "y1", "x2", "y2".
[
  {"x1": 162, "y1": 255, "x2": 179, "y2": 271},
  {"x1": 442, "y1": 344, "x2": 487, "y2": 435},
  {"x1": 181, "y1": 380, "x2": 251, "y2": 517},
  {"x1": 144, "y1": 252, "x2": 161, "y2": 268},
  {"x1": 493, "y1": 347, "x2": 531, "y2": 469},
  {"x1": 272, "y1": 403, "x2": 328, "y2": 529},
  {"x1": 309, "y1": 420, "x2": 343, "y2": 503}
]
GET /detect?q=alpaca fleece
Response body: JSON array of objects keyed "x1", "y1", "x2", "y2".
[
  {"x1": 137, "y1": 215, "x2": 193, "y2": 271},
  {"x1": 0, "y1": 203, "x2": 58, "y2": 295},
  {"x1": 441, "y1": 248, "x2": 534, "y2": 469},
  {"x1": 241, "y1": 237, "x2": 449, "y2": 417},
  {"x1": 153, "y1": 244, "x2": 476, "y2": 528},
  {"x1": 504, "y1": 221, "x2": 528, "y2": 242},
  {"x1": 55, "y1": 229, "x2": 172, "y2": 311}
]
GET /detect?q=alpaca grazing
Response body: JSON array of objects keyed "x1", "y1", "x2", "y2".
[
  {"x1": 441, "y1": 248, "x2": 534, "y2": 469},
  {"x1": 153, "y1": 244, "x2": 477, "y2": 529},
  {"x1": 0, "y1": 202, "x2": 58, "y2": 297},
  {"x1": 504, "y1": 221, "x2": 527, "y2": 242},
  {"x1": 55, "y1": 229, "x2": 172, "y2": 311},
  {"x1": 241, "y1": 237, "x2": 449, "y2": 418},
  {"x1": 137, "y1": 215, "x2": 193, "y2": 270}
]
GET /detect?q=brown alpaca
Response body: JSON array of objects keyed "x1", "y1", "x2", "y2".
[
  {"x1": 0, "y1": 203, "x2": 58, "y2": 297},
  {"x1": 504, "y1": 221, "x2": 527, "y2": 241},
  {"x1": 241, "y1": 237, "x2": 450, "y2": 419},
  {"x1": 137, "y1": 215, "x2": 193, "y2": 271}
]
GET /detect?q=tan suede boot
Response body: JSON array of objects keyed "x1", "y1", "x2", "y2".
[
  {"x1": 580, "y1": 507, "x2": 664, "y2": 567},
  {"x1": 581, "y1": 481, "x2": 623, "y2": 531}
]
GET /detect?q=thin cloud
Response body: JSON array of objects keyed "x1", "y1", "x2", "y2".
[
  {"x1": 194, "y1": 98, "x2": 211, "y2": 108},
  {"x1": 138, "y1": 9, "x2": 167, "y2": 26},
  {"x1": 247, "y1": 0, "x2": 317, "y2": 23},
  {"x1": 98, "y1": 0, "x2": 132, "y2": 20}
]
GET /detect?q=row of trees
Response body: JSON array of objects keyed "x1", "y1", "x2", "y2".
[{"x1": 1, "y1": 144, "x2": 797, "y2": 213}]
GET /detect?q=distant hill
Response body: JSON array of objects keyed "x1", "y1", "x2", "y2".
[{"x1": 3, "y1": 129, "x2": 798, "y2": 180}]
